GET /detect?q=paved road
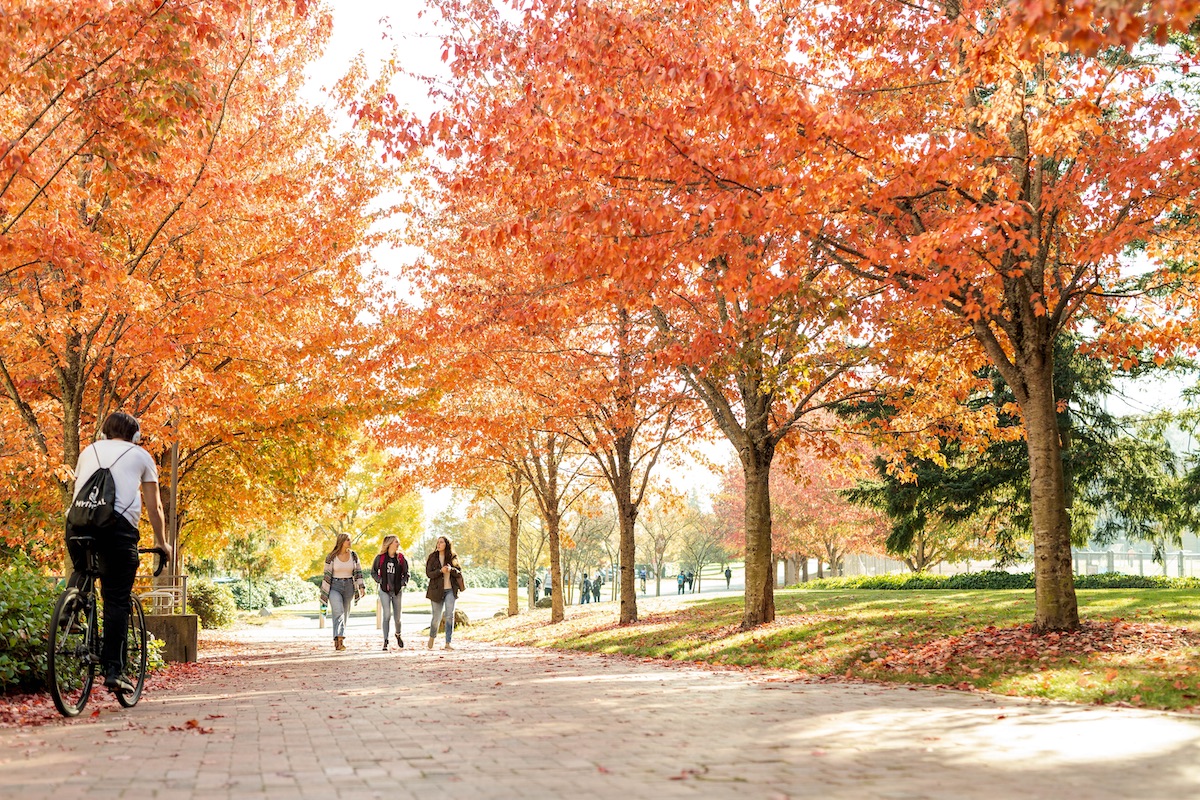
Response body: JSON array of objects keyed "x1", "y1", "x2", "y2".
[{"x1": 3, "y1": 625, "x2": 1200, "y2": 799}]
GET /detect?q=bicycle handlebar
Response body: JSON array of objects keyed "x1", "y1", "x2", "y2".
[{"x1": 138, "y1": 547, "x2": 168, "y2": 577}]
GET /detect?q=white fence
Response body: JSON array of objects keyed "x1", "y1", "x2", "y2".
[{"x1": 825, "y1": 550, "x2": 1200, "y2": 579}]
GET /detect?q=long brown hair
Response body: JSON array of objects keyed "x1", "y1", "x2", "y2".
[
  {"x1": 326, "y1": 533, "x2": 352, "y2": 563},
  {"x1": 432, "y1": 535, "x2": 456, "y2": 563}
]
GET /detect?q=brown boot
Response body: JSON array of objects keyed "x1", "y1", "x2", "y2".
[{"x1": 334, "y1": 636, "x2": 345, "y2": 651}]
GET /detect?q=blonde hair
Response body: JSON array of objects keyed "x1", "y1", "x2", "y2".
[
  {"x1": 379, "y1": 535, "x2": 400, "y2": 556},
  {"x1": 325, "y1": 533, "x2": 352, "y2": 563}
]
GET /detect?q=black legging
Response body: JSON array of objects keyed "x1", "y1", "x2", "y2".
[{"x1": 67, "y1": 516, "x2": 140, "y2": 675}]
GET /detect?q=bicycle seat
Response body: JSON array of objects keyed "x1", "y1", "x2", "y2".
[{"x1": 67, "y1": 533, "x2": 97, "y2": 545}]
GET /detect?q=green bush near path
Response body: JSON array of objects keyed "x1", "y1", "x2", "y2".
[
  {"x1": 0, "y1": 557, "x2": 58, "y2": 691},
  {"x1": 791, "y1": 570, "x2": 1200, "y2": 591},
  {"x1": 467, "y1": 588, "x2": 1200, "y2": 711},
  {"x1": 188, "y1": 578, "x2": 237, "y2": 629}
]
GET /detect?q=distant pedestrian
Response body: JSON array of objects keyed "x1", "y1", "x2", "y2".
[
  {"x1": 425, "y1": 536, "x2": 463, "y2": 650},
  {"x1": 677, "y1": 572, "x2": 685, "y2": 595},
  {"x1": 638, "y1": 568, "x2": 647, "y2": 594},
  {"x1": 724, "y1": 566, "x2": 732, "y2": 589},
  {"x1": 686, "y1": 571, "x2": 695, "y2": 592},
  {"x1": 580, "y1": 574, "x2": 591, "y2": 604},
  {"x1": 592, "y1": 572, "x2": 602, "y2": 603},
  {"x1": 320, "y1": 533, "x2": 366, "y2": 651},
  {"x1": 372, "y1": 535, "x2": 409, "y2": 651}
]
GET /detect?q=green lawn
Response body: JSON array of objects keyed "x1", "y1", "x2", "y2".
[{"x1": 464, "y1": 589, "x2": 1200, "y2": 711}]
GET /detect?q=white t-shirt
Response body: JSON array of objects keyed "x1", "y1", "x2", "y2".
[{"x1": 72, "y1": 440, "x2": 159, "y2": 528}]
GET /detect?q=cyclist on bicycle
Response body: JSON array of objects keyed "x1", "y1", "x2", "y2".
[{"x1": 66, "y1": 412, "x2": 172, "y2": 695}]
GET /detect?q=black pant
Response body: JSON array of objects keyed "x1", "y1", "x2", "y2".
[{"x1": 67, "y1": 517, "x2": 140, "y2": 675}]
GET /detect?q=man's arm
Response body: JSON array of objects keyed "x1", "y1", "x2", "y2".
[{"x1": 141, "y1": 482, "x2": 172, "y2": 563}]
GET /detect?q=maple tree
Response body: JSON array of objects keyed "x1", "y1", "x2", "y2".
[
  {"x1": 558, "y1": 303, "x2": 697, "y2": 622},
  {"x1": 1008, "y1": 0, "x2": 1200, "y2": 52},
  {"x1": 805, "y1": 0, "x2": 1200, "y2": 629},
  {"x1": 370, "y1": 0, "x2": 906, "y2": 630},
  {"x1": 0, "y1": 1, "x2": 391, "y2": 569}
]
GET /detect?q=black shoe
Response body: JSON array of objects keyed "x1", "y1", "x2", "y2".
[
  {"x1": 396, "y1": 634, "x2": 404, "y2": 649},
  {"x1": 104, "y1": 673, "x2": 135, "y2": 695},
  {"x1": 383, "y1": 641, "x2": 389, "y2": 651}
]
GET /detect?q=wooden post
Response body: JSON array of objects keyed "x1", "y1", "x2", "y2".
[{"x1": 169, "y1": 439, "x2": 180, "y2": 578}]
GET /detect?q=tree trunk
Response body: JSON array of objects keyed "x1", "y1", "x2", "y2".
[
  {"x1": 548, "y1": 511, "x2": 564, "y2": 622},
  {"x1": 817, "y1": 560, "x2": 824, "y2": 579},
  {"x1": 741, "y1": 456, "x2": 775, "y2": 628},
  {"x1": 800, "y1": 557, "x2": 809, "y2": 583},
  {"x1": 1022, "y1": 361, "x2": 1080, "y2": 631},
  {"x1": 507, "y1": 472, "x2": 521, "y2": 616},
  {"x1": 617, "y1": 495, "x2": 638, "y2": 623},
  {"x1": 507, "y1": 513, "x2": 520, "y2": 617}
]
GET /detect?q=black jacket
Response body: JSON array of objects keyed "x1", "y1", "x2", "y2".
[{"x1": 372, "y1": 553, "x2": 410, "y2": 595}]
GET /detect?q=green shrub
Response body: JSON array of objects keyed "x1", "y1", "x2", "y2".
[
  {"x1": 792, "y1": 570, "x2": 1200, "y2": 591},
  {"x1": 188, "y1": 578, "x2": 237, "y2": 628},
  {"x1": 1074, "y1": 573, "x2": 1200, "y2": 590},
  {"x1": 789, "y1": 573, "x2": 951, "y2": 590},
  {"x1": 945, "y1": 570, "x2": 1035, "y2": 590},
  {"x1": 147, "y1": 636, "x2": 167, "y2": 674},
  {"x1": 265, "y1": 575, "x2": 318, "y2": 606},
  {"x1": 228, "y1": 580, "x2": 272, "y2": 610},
  {"x1": 464, "y1": 565, "x2": 508, "y2": 589},
  {"x1": 0, "y1": 558, "x2": 57, "y2": 692}
]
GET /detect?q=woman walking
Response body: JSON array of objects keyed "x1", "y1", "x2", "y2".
[
  {"x1": 425, "y1": 536, "x2": 463, "y2": 650},
  {"x1": 320, "y1": 533, "x2": 365, "y2": 651},
  {"x1": 372, "y1": 535, "x2": 410, "y2": 650}
]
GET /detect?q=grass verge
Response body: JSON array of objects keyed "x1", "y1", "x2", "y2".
[{"x1": 464, "y1": 589, "x2": 1200, "y2": 711}]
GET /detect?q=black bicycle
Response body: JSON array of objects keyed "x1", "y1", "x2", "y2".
[{"x1": 46, "y1": 539, "x2": 166, "y2": 717}]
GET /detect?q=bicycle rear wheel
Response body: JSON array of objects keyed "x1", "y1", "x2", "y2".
[
  {"x1": 47, "y1": 588, "x2": 97, "y2": 717},
  {"x1": 116, "y1": 596, "x2": 147, "y2": 707}
]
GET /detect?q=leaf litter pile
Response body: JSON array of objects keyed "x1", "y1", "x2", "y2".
[
  {"x1": 869, "y1": 620, "x2": 1200, "y2": 676},
  {"x1": 0, "y1": 654, "x2": 214, "y2": 729}
]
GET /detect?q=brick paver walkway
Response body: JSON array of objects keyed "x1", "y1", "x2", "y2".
[{"x1": 3, "y1": 626, "x2": 1200, "y2": 799}]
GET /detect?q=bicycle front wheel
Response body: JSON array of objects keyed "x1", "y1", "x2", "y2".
[
  {"x1": 116, "y1": 596, "x2": 147, "y2": 708},
  {"x1": 47, "y1": 588, "x2": 97, "y2": 717}
]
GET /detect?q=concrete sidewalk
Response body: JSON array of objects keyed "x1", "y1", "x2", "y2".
[{"x1": 3, "y1": 624, "x2": 1199, "y2": 799}]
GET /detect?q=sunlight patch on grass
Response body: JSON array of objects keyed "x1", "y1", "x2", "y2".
[{"x1": 466, "y1": 588, "x2": 1200, "y2": 711}]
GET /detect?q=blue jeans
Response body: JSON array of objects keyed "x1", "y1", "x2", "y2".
[
  {"x1": 429, "y1": 589, "x2": 457, "y2": 643},
  {"x1": 329, "y1": 578, "x2": 354, "y2": 638},
  {"x1": 380, "y1": 590, "x2": 403, "y2": 640}
]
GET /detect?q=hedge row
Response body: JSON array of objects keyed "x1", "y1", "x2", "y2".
[{"x1": 791, "y1": 570, "x2": 1200, "y2": 591}]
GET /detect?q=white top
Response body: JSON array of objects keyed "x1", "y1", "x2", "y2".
[
  {"x1": 72, "y1": 440, "x2": 159, "y2": 528},
  {"x1": 331, "y1": 554, "x2": 355, "y2": 578}
]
